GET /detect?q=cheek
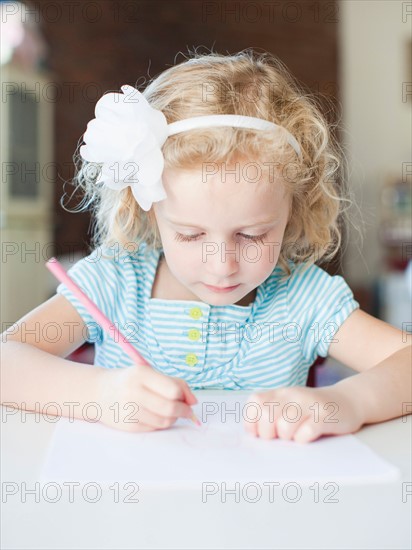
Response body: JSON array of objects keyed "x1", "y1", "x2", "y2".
[
  {"x1": 166, "y1": 243, "x2": 199, "y2": 273},
  {"x1": 241, "y1": 242, "x2": 280, "y2": 278}
]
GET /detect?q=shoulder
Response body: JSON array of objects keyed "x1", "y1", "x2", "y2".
[
  {"x1": 281, "y1": 261, "x2": 360, "y2": 360},
  {"x1": 56, "y1": 241, "x2": 157, "y2": 306},
  {"x1": 54, "y1": 241, "x2": 157, "y2": 342},
  {"x1": 272, "y1": 260, "x2": 358, "y2": 320},
  {"x1": 65, "y1": 241, "x2": 154, "y2": 280}
]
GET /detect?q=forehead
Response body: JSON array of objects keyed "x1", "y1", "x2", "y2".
[{"x1": 159, "y1": 163, "x2": 289, "y2": 222}]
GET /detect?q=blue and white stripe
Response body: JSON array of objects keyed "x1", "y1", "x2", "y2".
[{"x1": 57, "y1": 242, "x2": 359, "y2": 390}]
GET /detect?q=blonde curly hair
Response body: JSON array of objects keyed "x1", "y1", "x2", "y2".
[{"x1": 62, "y1": 47, "x2": 356, "y2": 278}]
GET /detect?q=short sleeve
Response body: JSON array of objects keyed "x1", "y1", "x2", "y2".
[
  {"x1": 55, "y1": 248, "x2": 117, "y2": 344},
  {"x1": 287, "y1": 263, "x2": 360, "y2": 363}
]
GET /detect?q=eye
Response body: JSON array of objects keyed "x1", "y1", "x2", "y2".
[
  {"x1": 174, "y1": 232, "x2": 268, "y2": 244},
  {"x1": 174, "y1": 233, "x2": 203, "y2": 242},
  {"x1": 239, "y1": 232, "x2": 268, "y2": 244}
]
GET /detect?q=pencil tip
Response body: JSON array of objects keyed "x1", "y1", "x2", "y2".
[{"x1": 193, "y1": 417, "x2": 202, "y2": 427}]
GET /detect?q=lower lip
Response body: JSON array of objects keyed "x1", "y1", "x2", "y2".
[{"x1": 204, "y1": 284, "x2": 240, "y2": 293}]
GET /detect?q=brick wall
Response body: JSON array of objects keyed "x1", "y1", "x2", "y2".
[{"x1": 30, "y1": 0, "x2": 341, "y2": 273}]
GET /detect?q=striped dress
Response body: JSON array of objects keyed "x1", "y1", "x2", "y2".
[{"x1": 56, "y1": 242, "x2": 359, "y2": 390}]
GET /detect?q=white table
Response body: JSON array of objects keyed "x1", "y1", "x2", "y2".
[{"x1": 1, "y1": 390, "x2": 411, "y2": 550}]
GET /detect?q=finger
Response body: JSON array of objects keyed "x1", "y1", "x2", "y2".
[
  {"x1": 114, "y1": 420, "x2": 159, "y2": 434},
  {"x1": 178, "y1": 380, "x2": 198, "y2": 405},
  {"x1": 140, "y1": 367, "x2": 186, "y2": 402},
  {"x1": 242, "y1": 395, "x2": 259, "y2": 437},
  {"x1": 243, "y1": 393, "x2": 277, "y2": 439},
  {"x1": 293, "y1": 418, "x2": 324, "y2": 444},
  {"x1": 134, "y1": 386, "x2": 195, "y2": 421},
  {"x1": 256, "y1": 403, "x2": 277, "y2": 440},
  {"x1": 243, "y1": 415, "x2": 257, "y2": 437},
  {"x1": 132, "y1": 366, "x2": 196, "y2": 419},
  {"x1": 134, "y1": 406, "x2": 178, "y2": 430},
  {"x1": 276, "y1": 413, "x2": 311, "y2": 441}
]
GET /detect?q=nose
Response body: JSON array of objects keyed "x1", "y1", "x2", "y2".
[{"x1": 205, "y1": 242, "x2": 239, "y2": 282}]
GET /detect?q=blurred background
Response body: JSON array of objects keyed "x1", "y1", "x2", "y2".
[{"x1": 1, "y1": 0, "x2": 411, "y2": 381}]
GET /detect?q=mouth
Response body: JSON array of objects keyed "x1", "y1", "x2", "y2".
[{"x1": 203, "y1": 283, "x2": 240, "y2": 293}]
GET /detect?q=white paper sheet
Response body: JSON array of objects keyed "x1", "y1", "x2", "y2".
[{"x1": 40, "y1": 393, "x2": 400, "y2": 487}]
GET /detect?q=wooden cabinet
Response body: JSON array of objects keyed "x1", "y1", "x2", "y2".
[{"x1": 0, "y1": 62, "x2": 55, "y2": 325}]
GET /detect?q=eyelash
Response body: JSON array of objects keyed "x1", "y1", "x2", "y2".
[{"x1": 174, "y1": 232, "x2": 268, "y2": 244}]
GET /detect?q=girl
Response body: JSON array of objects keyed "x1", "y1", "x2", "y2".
[{"x1": 2, "y1": 49, "x2": 410, "y2": 443}]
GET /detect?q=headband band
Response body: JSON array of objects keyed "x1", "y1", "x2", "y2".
[
  {"x1": 79, "y1": 84, "x2": 302, "y2": 211},
  {"x1": 168, "y1": 115, "x2": 302, "y2": 158}
]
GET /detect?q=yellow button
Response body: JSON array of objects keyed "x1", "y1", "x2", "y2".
[
  {"x1": 188, "y1": 328, "x2": 201, "y2": 341},
  {"x1": 185, "y1": 353, "x2": 198, "y2": 366},
  {"x1": 189, "y1": 307, "x2": 203, "y2": 320}
]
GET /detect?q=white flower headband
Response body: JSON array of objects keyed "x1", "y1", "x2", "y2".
[{"x1": 79, "y1": 84, "x2": 302, "y2": 211}]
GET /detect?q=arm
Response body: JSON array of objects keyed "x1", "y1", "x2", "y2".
[
  {"x1": 1, "y1": 341, "x2": 105, "y2": 419},
  {"x1": 1, "y1": 294, "x2": 104, "y2": 419},
  {"x1": 328, "y1": 309, "x2": 412, "y2": 424},
  {"x1": 1, "y1": 294, "x2": 197, "y2": 430},
  {"x1": 332, "y1": 345, "x2": 411, "y2": 424},
  {"x1": 245, "y1": 309, "x2": 412, "y2": 442}
]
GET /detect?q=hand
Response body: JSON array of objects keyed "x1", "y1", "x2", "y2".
[
  {"x1": 97, "y1": 362, "x2": 198, "y2": 432},
  {"x1": 243, "y1": 385, "x2": 366, "y2": 443}
]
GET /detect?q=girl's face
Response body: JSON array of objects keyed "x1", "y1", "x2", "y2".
[{"x1": 153, "y1": 160, "x2": 291, "y2": 306}]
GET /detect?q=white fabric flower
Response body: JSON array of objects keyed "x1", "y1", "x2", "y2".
[{"x1": 79, "y1": 85, "x2": 168, "y2": 211}]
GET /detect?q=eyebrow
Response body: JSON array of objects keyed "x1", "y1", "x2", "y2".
[{"x1": 165, "y1": 217, "x2": 279, "y2": 229}]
